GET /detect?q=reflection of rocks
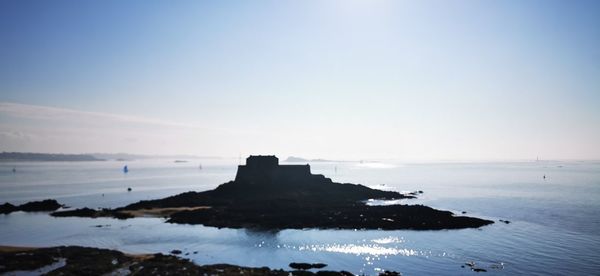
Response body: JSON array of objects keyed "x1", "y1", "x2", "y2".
[
  {"x1": 0, "y1": 199, "x2": 63, "y2": 214},
  {"x1": 0, "y1": 246, "x2": 362, "y2": 275}
]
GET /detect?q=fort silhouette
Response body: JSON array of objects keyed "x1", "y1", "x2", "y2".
[{"x1": 235, "y1": 155, "x2": 328, "y2": 185}]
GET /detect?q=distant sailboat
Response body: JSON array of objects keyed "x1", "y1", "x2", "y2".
[{"x1": 123, "y1": 165, "x2": 129, "y2": 173}]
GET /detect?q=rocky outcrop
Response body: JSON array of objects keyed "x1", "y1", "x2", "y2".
[
  {"x1": 52, "y1": 155, "x2": 493, "y2": 230},
  {"x1": 0, "y1": 199, "x2": 63, "y2": 214}
]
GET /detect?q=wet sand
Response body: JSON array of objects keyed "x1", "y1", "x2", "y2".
[{"x1": 119, "y1": 206, "x2": 211, "y2": 218}]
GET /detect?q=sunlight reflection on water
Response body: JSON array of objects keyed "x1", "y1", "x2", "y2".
[{"x1": 1, "y1": 160, "x2": 600, "y2": 275}]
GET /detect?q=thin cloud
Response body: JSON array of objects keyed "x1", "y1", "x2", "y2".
[{"x1": 0, "y1": 102, "x2": 202, "y2": 129}]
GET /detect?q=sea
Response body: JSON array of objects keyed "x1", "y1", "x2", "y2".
[{"x1": 0, "y1": 159, "x2": 599, "y2": 275}]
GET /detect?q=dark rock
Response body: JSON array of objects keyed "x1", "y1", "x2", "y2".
[
  {"x1": 19, "y1": 199, "x2": 62, "y2": 212},
  {"x1": 462, "y1": 211, "x2": 467, "y2": 214},
  {"x1": 170, "y1": 250, "x2": 182, "y2": 255},
  {"x1": 0, "y1": 203, "x2": 18, "y2": 214},
  {"x1": 168, "y1": 202, "x2": 493, "y2": 230},
  {"x1": 379, "y1": 271, "x2": 401, "y2": 276},
  {"x1": 1, "y1": 199, "x2": 63, "y2": 214},
  {"x1": 0, "y1": 246, "x2": 128, "y2": 275},
  {"x1": 52, "y1": 208, "x2": 99, "y2": 218},
  {"x1": 51, "y1": 208, "x2": 133, "y2": 219},
  {"x1": 472, "y1": 268, "x2": 487, "y2": 272},
  {"x1": 316, "y1": 271, "x2": 352, "y2": 276},
  {"x1": 290, "y1": 262, "x2": 327, "y2": 270}
]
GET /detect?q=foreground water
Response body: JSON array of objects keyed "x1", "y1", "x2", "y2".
[{"x1": 1, "y1": 159, "x2": 599, "y2": 275}]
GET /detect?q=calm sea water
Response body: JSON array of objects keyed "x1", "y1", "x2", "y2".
[{"x1": 1, "y1": 159, "x2": 599, "y2": 275}]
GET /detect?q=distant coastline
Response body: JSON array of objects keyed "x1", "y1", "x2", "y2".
[
  {"x1": 0, "y1": 152, "x2": 103, "y2": 162},
  {"x1": 0, "y1": 152, "x2": 224, "y2": 162},
  {"x1": 284, "y1": 156, "x2": 338, "y2": 163}
]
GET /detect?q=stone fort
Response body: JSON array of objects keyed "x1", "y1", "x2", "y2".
[{"x1": 234, "y1": 155, "x2": 327, "y2": 184}]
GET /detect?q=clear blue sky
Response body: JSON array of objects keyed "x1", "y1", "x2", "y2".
[{"x1": 1, "y1": 0, "x2": 599, "y2": 160}]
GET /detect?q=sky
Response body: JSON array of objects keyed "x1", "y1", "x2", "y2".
[{"x1": 0, "y1": 0, "x2": 599, "y2": 161}]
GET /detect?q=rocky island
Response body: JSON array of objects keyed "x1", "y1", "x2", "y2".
[{"x1": 53, "y1": 155, "x2": 493, "y2": 230}]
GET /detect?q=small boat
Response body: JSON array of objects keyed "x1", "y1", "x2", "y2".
[{"x1": 123, "y1": 165, "x2": 129, "y2": 173}]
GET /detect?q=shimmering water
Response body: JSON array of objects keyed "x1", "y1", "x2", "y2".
[{"x1": 1, "y1": 159, "x2": 599, "y2": 275}]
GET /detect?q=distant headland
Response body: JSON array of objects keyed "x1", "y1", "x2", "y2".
[
  {"x1": 0, "y1": 152, "x2": 220, "y2": 162},
  {"x1": 283, "y1": 156, "x2": 337, "y2": 163},
  {"x1": 53, "y1": 155, "x2": 493, "y2": 230},
  {"x1": 0, "y1": 152, "x2": 103, "y2": 162}
]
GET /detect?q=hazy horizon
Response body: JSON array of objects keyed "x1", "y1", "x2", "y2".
[{"x1": 1, "y1": 0, "x2": 599, "y2": 161}]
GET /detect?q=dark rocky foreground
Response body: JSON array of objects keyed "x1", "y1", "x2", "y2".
[
  {"x1": 0, "y1": 199, "x2": 63, "y2": 214},
  {"x1": 0, "y1": 246, "x2": 397, "y2": 275},
  {"x1": 52, "y1": 156, "x2": 494, "y2": 230}
]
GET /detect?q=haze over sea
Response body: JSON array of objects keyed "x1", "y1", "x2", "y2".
[
  {"x1": 1, "y1": 159, "x2": 599, "y2": 275},
  {"x1": 1, "y1": 0, "x2": 599, "y2": 275}
]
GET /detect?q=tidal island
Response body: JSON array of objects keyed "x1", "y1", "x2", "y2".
[{"x1": 53, "y1": 155, "x2": 493, "y2": 230}]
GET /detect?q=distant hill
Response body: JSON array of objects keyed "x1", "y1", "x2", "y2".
[
  {"x1": 284, "y1": 156, "x2": 336, "y2": 163},
  {"x1": 89, "y1": 153, "x2": 220, "y2": 161},
  {"x1": 0, "y1": 152, "x2": 104, "y2": 162}
]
